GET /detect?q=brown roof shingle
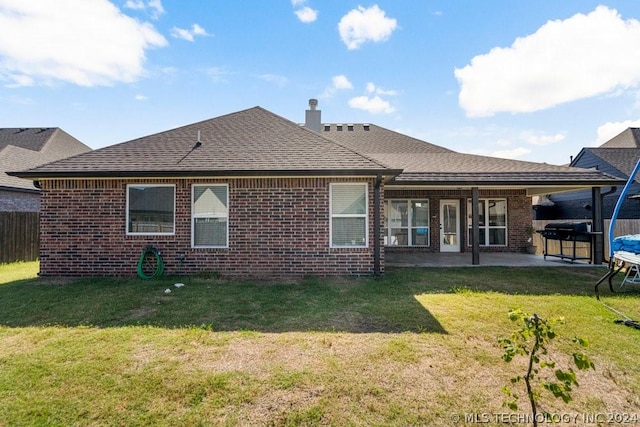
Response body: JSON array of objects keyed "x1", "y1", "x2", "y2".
[
  {"x1": 321, "y1": 123, "x2": 623, "y2": 186},
  {"x1": 12, "y1": 107, "x2": 396, "y2": 178},
  {"x1": 599, "y1": 128, "x2": 640, "y2": 148},
  {"x1": 1, "y1": 128, "x2": 91, "y2": 190}
]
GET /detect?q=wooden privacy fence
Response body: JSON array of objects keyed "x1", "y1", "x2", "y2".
[
  {"x1": 0, "y1": 211, "x2": 39, "y2": 264},
  {"x1": 532, "y1": 219, "x2": 640, "y2": 261}
]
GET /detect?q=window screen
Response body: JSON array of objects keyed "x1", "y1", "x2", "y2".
[{"x1": 127, "y1": 185, "x2": 175, "y2": 235}]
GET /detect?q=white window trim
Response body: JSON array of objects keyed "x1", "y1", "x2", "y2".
[
  {"x1": 467, "y1": 198, "x2": 508, "y2": 247},
  {"x1": 191, "y1": 183, "x2": 229, "y2": 249},
  {"x1": 329, "y1": 182, "x2": 369, "y2": 249},
  {"x1": 126, "y1": 184, "x2": 176, "y2": 236},
  {"x1": 386, "y1": 199, "x2": 430, "y2": 247}
]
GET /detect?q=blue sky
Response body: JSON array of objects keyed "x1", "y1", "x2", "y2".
[{"x1": 1, "y1": 1, "x2": 640, "y2": 165}]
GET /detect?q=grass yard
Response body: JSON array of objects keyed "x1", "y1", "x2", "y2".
[{"x1": 1, "y1": 261, "x2": 639, "y2": 425}]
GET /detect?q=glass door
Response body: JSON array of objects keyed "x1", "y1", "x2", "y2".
[{"x1": 440, "y1": 200, "x2": 460, "y2": 252}]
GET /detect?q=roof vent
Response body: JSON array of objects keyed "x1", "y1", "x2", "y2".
[
  {"x1": 363, "y1": 124, "x2": 370, "y2": 131},
  {"x1": 347, "y1": 124, "x2": 354, "y2": 131},
  {"x1": 336, "y1": 124, "x2": 343, "y2": 131}
]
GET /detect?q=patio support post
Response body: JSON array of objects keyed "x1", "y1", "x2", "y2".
[
  {"x1": 373, "y1": 174, "x2": 382, "y2": 275},
  {"x1": 592, "y1": 187, "x2": 604, "y2": 264},
  {"x1": 471, "y1": 187, "x2": 480, "y2": 265}
]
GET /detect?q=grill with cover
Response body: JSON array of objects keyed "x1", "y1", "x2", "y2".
[{"x1": 538, "y1": 222, "x2": 593, "y2": 263}]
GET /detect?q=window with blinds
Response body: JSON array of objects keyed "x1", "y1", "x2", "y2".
[
  {"x1": 330, "y1": 183, "x2": 368, "y2": 248},
  {"x1": 192, "y1": 184, "x2": 229, "y2": 248}
]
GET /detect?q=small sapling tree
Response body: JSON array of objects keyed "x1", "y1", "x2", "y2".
[{"x1": 498, "y1": 309, "x2": 595, "y2": 426}]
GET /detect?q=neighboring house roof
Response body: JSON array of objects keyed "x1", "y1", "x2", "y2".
[
  {"x1": 321, "y1": 123, "x2": 624, "y2": 192},
  {"x1": 11, "y1": 107, "x2": 398, "y2": 179},
  {"x1": 0, "y1": 128, "x2": 91, "y2": 191},
  {"x1": 573, "y1": 148, "x2": 640, "y2": 183},
  {"x1": 599, "y1": 128, "x2": 640, "y2": 148}
]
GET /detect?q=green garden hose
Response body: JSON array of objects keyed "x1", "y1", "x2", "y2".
[{"x1": 137, "y1": 246, "x2": 164, "y2": 279}]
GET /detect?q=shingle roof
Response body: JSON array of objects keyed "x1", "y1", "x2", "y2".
[
  {"x1": 1, "y1": 128, "x2": 91, "y2": 190},
  {"x1": 321, "y1": 124, "x2": 623, "y2": 186},
  {"x1": 599, "y1": 128, "x2": 640, "y2": 148},
  {"x1": 581, "y1": 148, "x2": 640, "y2": 183},
  {"x1": 0, "y1": 128, "x2": 57, "y2": 151},
  {"x1": 12, "y1": 107, "x2": 396, "y2": 179},
  {"x1": 321, "y1": 123, "x2": 453, "y2": 154},
  {"x1": 11, "y1": 108, "x2": 624, "y2": 189}
]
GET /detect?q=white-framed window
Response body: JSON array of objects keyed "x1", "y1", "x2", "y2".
[
  {"x1": 330, "y1": 183, "x2": 368, "y2": 248},
  {"x1": 467, "y1": 198, "x2": 507, "y2": 246},
  {"x1": 126, "y1": 184, "x2": 176, "y2": 235},
  {"x1": 192, "y1": 184, "x2": 229, "y2": 248},
  {"x1": 386, "y1": 199, "x2": 430, "y2": 246}
]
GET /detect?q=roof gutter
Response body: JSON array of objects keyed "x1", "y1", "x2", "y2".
[
  {"x1": 0, "y1": 185, "x2": 40, "y2": 194},
  {"x1": 387, "y1": 179, "x2": 626, "y2": 187},
  {"x1": 8, "y1": 168, "x2": 405, "y2": 180}
]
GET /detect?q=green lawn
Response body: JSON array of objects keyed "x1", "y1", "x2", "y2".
[{"x1": 1, "y1": 261, "x2": 639, "y2": 425}]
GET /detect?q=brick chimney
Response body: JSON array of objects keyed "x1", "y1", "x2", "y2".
[{"x1": 305, "y1": 99, "x2": 321, "y2": 133}]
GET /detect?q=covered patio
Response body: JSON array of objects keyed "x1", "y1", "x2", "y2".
[{"x1": 385, "y1": 251, "x2": 606, "y2": 268}]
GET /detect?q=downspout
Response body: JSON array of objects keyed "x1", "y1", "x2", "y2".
[{"x1": 374, "y1": 174, "x2": 382, "y2": 276}]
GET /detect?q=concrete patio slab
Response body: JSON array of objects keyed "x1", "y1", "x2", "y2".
[{"x1": 385, "y1": 252, "x2": 606, "y2": 268}]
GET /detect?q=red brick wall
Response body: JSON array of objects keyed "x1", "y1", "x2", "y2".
[
  {"x1": 38, "y1": 177, "x2": 382, "y2": 277},
  {"x1": 384, "y1": 188, "x2": 532, "y2": 253}
]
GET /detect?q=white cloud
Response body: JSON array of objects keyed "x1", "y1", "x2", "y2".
[
  {"x1": 491, "y1": 147, "x2": 531, "y2": 160},
  {"x1": 348, "y1": 95, "x2": 395, "y2": 114},
  {"x1": 332, "y1": 75, "x2": 353, "y2": 90},
  {"x1": 338, "y1": 5, "x2": 397, "y2": 50},
  {"x1": 349, "y1": 81, "x2": 397, "y2": 114},
  {"x1": 124, "y1": 0, "x2": 164, "y2": 19},
  {"x1": 366, "y1": 82, "x2": 398, "y2": 96},
  {"x1": 124, "y1": 0, "x2": 145, "y2": 10},
  {"x1": 147, "y1": 0, "x2": 164, "y2": 17},
  {"x1": 0, "y1": 0, "x2": 167, "y2": 87},
  {"x1": 595, "y1": 120, "x2": 640, "y2": 145},
  {"x1": 206, "y1": 67, "x2": 229, "y2": 83},
  {"x1": 291, "y1": 0, "x2": 317, "y2": 24},
  {"x1": 258, "y1": 73, "x2": 288, "y2": 87},
  {"x1": 524, "y1": 132, "x2": 566, "y2": 146},
  {"x1": 321, "y1": 74, "x2": 353, "y2": 98},
  {"x1": 135, "y1": 94, "x2": 148, "y2": 101},
  {"x1": 455, "y1": 6, "x2": 640, "y2": 117},
  {"x1": 295, "y1": 6, "x2": 318, "y2": 23},
  {"x1": 171, "y1": 24, "x2": 210, "y2": 42}
]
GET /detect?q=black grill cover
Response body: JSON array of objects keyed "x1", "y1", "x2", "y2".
[{"x1": 541, "y1": 222, "x2": 590, "y2": 241}]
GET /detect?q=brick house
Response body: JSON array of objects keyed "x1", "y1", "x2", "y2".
[{"x1": 11, "y1": 102, "x2": 622, "y2": 276}]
